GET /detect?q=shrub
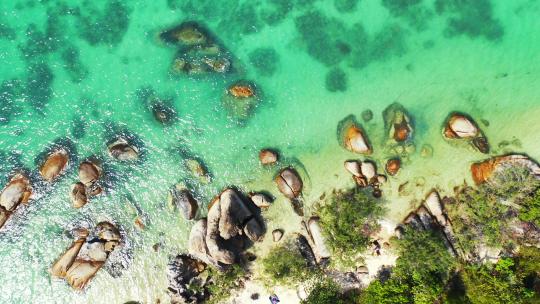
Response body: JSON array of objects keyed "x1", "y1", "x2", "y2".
[
  {"x1": 519, "y1": 188, "x2": 540, "y2": 227},
  {"x1": 206, "y1": 264, "x2": 247, "y2": 304},
  {"x1": 360, "y1": 229, "x2": 456, "y2": 304},
  {"x1": 302, "y1": 278, "x2": 354, "y2": 304},
  {"x1": 318, "y1": 188, "x2": 386, "y2": 267},
  {"x1": 262, "y1": 243, "x2": 313, "y2": 285}
]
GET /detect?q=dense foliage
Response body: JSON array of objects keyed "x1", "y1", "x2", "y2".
[
  {"x1": 520, "y1": 188, "x2": 540, "y2": 227},
  {"x1": 262, "y1": 243, "x2": 313, "y2": 285},
  {"x1": 360, "y1": 229, "x2": 456, "y2": 304},
  {"x1": 318, "y1": 188, "x2": 386, "y2": 266},
  {"x1": 206, "y1": 264, "x2": 247, "y2": 304},
  {"x1": 301, "y1": 278, "x2": 355, "y2": 304}
]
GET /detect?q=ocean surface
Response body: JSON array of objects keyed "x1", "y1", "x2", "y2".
[{"x1": 0, "y1": 0, "x2": 540, "y2": 303}]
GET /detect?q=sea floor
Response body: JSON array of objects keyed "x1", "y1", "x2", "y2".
[{"x1": 0, "y1": 0, "x2": 540, "y2": 303}]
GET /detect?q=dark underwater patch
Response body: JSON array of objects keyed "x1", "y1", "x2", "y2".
[
  {"x1": 435, "y1": 0, "x2": 504, "y2": 41},
  {"x1": 0, "y1": 22, "x2": 16, "y2": 40},
  {"x1": 334, "y1": 0, "x2": 360, "y2": 13},
  {"x1": 218, "y1": 3, "x2": 264, "y2": 36},
  {"x1": 260, "y1": 0, "x2": 295, "y2": 26},
  {"x1": 325, "y1": 67, "x2": 348, "y2": 92},
  {"x1": 25, "y1": 62, "x2": 54, "y2": 114},
  {"x1": 70, "y1": 116, "x2": 87, "y2": 139},
  {"x1": 369, "y1": 23, "x2": 408, "y2": 61},
  {"x1": 60, "y1": 44, "x2": 89, "y2": 83},
  {"x1": 0, "y1": 79, "x2": 25, "y2": 125},
  {"x1": 382, "y1": 0, "x2": 434, "y2": 31},
  {"x1": 248, "y1": 47, "x2": 280, "y2": 77},
  {"x1": 295, "y1": 10, "x2": 351, "y2": 66},
  {"x1": 136, "y1": 86, "x2": 178, "y2": 126},
  {"x1": 77, "y1": 0, "x2": 131, "y2": 46}
]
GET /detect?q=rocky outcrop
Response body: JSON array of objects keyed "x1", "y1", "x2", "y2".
[
  {"x1": 399, "y1": 191, "x2": 464, "y2": 258},
  {"x1": 259, "y1": 149, "x2": 278, "y2": 165},
  {"x1": 190, "y1": 188, "x2": 265, "y2": 266},
  {"x1": 79, "y1": 161, "x2": 101, "y2": 186},
  {"x1": 40, "y1": 149, "x2": 69, "y2": 182},
  {"x1": 51, "y1": 222, "x2": 121, "y2": 289},
  {"x1": 443, "y1": 113, "x2": 489, "y2": 153},
  {"x1": 70, "y1": 160, "x2": 102, "y2": 208},
  {"x1": 471, "y1": 154, "x2": 540, "y2": 185},
  {"x1": 108, "y1": 138, "x2": 139, "y2": 161},
  {"x1": 168, "y1": 183, "x2": 198, "y2": 220},
  {"x1": 0, "y1": 174, "x2": 32, "y2": 229},
  {"x1": 70, "y1": 182, "x2": 88, "y2": 209},
  {"x1": 343, "y1": 159, "x2": 387, "y2": 197},
  {"x1": 167, "y1": 254, "x2": 208, "y2": 304}
]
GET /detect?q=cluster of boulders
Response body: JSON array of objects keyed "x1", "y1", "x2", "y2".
[
  {"x1": 396, "y1": 191, "x2": 464, "y2": 258},
  {"x1": 443, "y1": 113, "x2": 489, "y2": 153},
  {"x1": 159, "y1": 21, "x2": 233, "y2": 76},
  {"x1": 70, "y1": 161, "x2": 103, "y2": 208},
  {"x1": 344, "y1": 159, "x2": 387, "y2": 197},
  {"x1": 50, "y1": 222, "x2": 121, "y2": 289}
]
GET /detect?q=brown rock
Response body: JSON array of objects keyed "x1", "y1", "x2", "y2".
[
  {"x1": 471, "y1": 154, "x2": 540, "y2": 185},
  {"x1": 385, "y1": 158, "x2": 401, "y2": 176},
  {"x1": 70, "y1": 182, "x2": 88, "y2": 209},
  {"x1": 275, "y1": 168, "x2": 303, "y2": 199},
  {"x1": 0, "y1": 174, "x2": 32, "y2": 229},
  {"x1": 259, "y1": 149, "x2": 278, "y2": 165},
  {"x1": 79, "y1": 161, "x2": 101, "y2": 186},
  {"x1": 344, "y1": 124, "x2": 372, "y2": 154},
  {"x1": 40, "y1": 150, "x2": 69, "y2": 182},
  {"x1": 168, "y1": 183, "x2": 198, "y2": 220},
  {"x1": 108, "y1": 139, "x2": 139, "y2": 161},
  {"x1": 228, "y1": 83, "x2": 255, "y2": 98}
]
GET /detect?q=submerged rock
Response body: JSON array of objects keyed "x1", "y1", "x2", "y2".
[
  {"x1": 383, "y1": 103, "x2": 413, "y2": 143},
  {"x1": 222, "y1": 81, "x2": 260, "y2": 122},
  {"x1": 259, "y1": 149, "x2": 278, "y2": 165},
  {"x1": 185, "y1": 158, "x2": 211, "y2": 184},
  {"x1": 0, "y1": 174, "x2": 32, "y2": 229},
  {"x1": 159, "y1": 22, "x2": 208, "y2": 47},
  {"x1": 471, "y1": 154, "x2": 540, "y2": 185},
  {"x1": 40, "y1": 149, "x2": 69, "y2": 182},
  {"x1": 275, "y1": 168, "x2": 303, "y2": 199},
  {"x1": 168, "y1": 183, "x2": 198, "y2": 220},
  {"x1": 108, "y1": 138, "x2": 139, "y2": 161}
]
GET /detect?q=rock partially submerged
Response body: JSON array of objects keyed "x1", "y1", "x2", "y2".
[
  {"x1": 108, "y1": 138, "x2": 139, "y2": 161},
  {"x1": 222, "y1": 81, "x2": 260, "y2": 122},
  {"x1": 79, "y1": 161, "x2": 101, "y2": 187},
  {"x1": 385, "y1": 158, "x2": 400, "y2": 176},
  {"x1": 338, "y1": 115, "x2": 372, "y2": 154},
  {"x1": 443, "y1": 113, "x2": 489, "y2": 153},
  {"x1": 0, "y1": 174, "x2": 32, "y2": 229},
  {"x1": 40, "y1": 149, "x2": 69, "y2": 182},
  {"x1": 185, "y1": 158, "x2": 211, "y2": 184},
  {"x1": 51, "y1": 222, "x2": 121, "y2": 289},
  {"x1": 71, "y1": 160, "x2": 103, "y2": 208},
  {"x1": 168, "y1": 183, "x2": 198, "y2": 220},
  {"x1": 383, "y1": 103, "x2": 413, "y2": 143},
  {"x1": 259, "y1": 149, "x2": 278, "y2": 165},
  {"x1": 471, "y1": 154, "x2": 540, "y2": 185},
  {"x1": 275, "y1": 168, "x2": 303, "y2": 199},
  {"x1": 70, "y1": 182, "x2": 88, "y2": 209},
  {"x1": 249, "y1": 193, "x2": 273, "y2": 208},
  {"x1": 159, "y1": 22, "x2": 208, "y2": 47}
]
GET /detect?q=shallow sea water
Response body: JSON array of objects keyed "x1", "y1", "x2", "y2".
[{"x1": 0, "y1": 0, "x2": 540, "y2": 303}]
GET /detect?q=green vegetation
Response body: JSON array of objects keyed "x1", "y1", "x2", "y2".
[
  {"x1": 520, "y1": 188, "x2": 540, "y2": 227},
  {"x1": 262, "y1": 242, "x2": 314, "y2": 285},
  {"x1": 318, "y1": 188, "x2": 386, "y2": 267},
  {"x1": 206, "y1": 264, "x2": 247, "y2": 304},
  {"x1": 301, "y1": 278, "x2": 356, "y2": 304},
  {"x1": 360, "y1": 229, "x2": 456, "y2": 304}
]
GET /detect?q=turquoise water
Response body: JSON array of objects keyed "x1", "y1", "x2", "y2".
[{"x1": 1, "y1": 0, "x2": 540, "y2": 303}]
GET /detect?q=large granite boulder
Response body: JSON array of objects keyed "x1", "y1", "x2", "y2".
[
  {"x1": 275, "y1": 168, "x2": 303, "y2": 199},
  {"x1": 108, "y1": 138, "x2": 139, "y2": 161},
  {"x1": 338, "y1": 115, "x2": 372, "y2": 154},
  {"x1": 443, "y1": 113, "x2": 489, "y2": 153},
  {"x1": 40, "y1": 149, "x2": 69, "y2": 182},
  {"x1": 0, "y1": 174, "x2": 32, "y2": 229}
]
